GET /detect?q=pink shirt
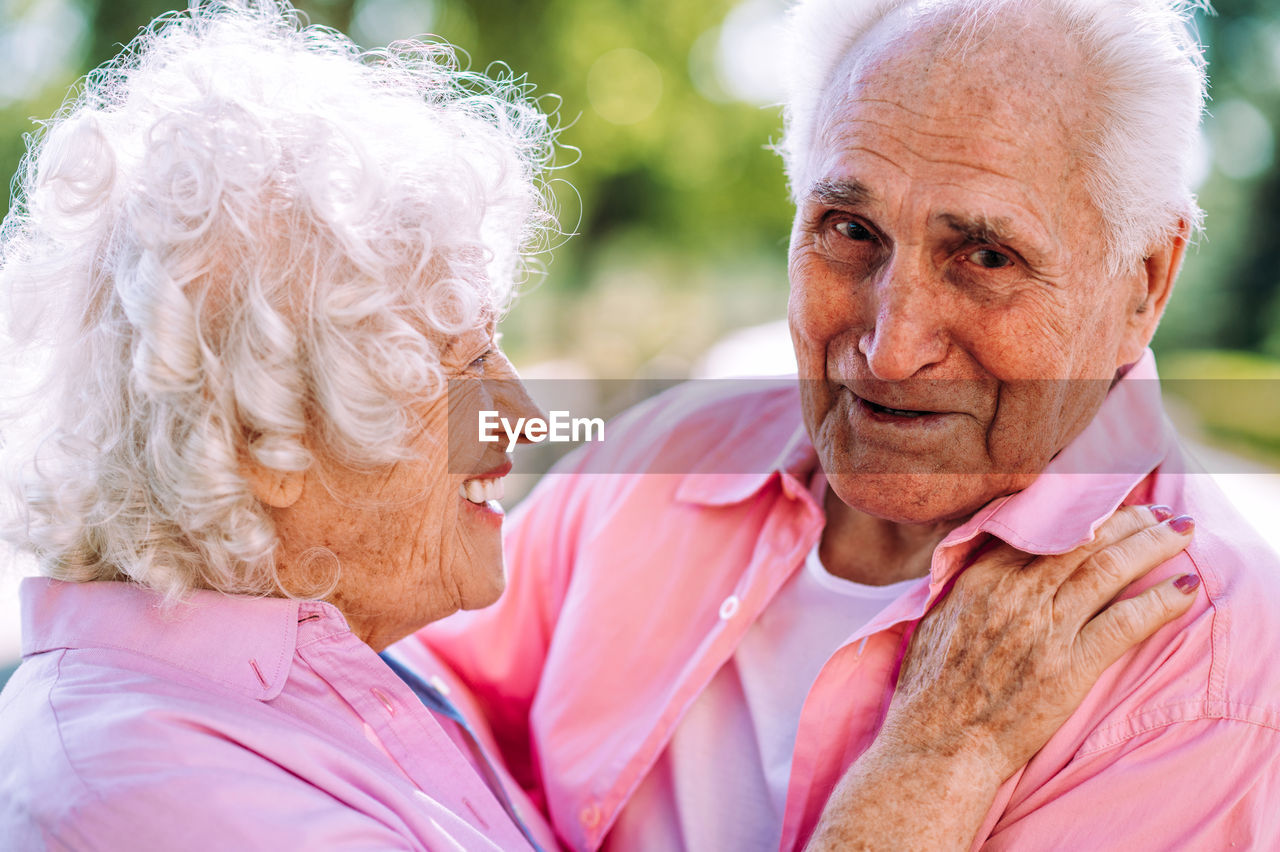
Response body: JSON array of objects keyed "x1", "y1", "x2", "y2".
[
  {"x1": 415, "y1": 351, "x2": 1280, "y2": 850},
  {"x1": 610, "y1": 518, "x2": 922, "y2": 851},
  {"x1": 0, "y1": 578, "x2": 558, "y2": 851}
]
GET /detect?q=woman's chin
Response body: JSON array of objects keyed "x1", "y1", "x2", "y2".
[
  {"x1": 459, "y1": 568, "x2": 506, "y2": 611},
  {"x1": 450, "y1": 527, "x2": 507, "y2": 613}
]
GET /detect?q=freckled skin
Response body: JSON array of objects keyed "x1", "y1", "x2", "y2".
[
  {"x1": 266, "y1": 318, "x2": 541, "y2": 652},
  {"x1": 789, "y1": 14, "x2": 1182, "y2": 581}
]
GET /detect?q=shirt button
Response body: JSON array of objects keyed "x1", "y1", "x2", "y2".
[
  {"x1": 580, "y1": 803, "x2": 601, "y2": 829},
  {"x1": 718, "y1": 595, "x2": 740, "y2": 620},
  {"x1": 429, "y1": 674, "x2": 451, "y2": 696}
]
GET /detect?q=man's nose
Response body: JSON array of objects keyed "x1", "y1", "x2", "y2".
[{"x1": 858, "y1": 261, "x2": 950, "y2": 381}]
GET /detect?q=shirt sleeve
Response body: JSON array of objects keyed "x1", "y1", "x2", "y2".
[{"x1": 981, "y1": 717, "x2": 1280, "y2": 850}]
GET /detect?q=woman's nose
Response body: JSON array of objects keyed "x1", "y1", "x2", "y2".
[{"x1": 491, "y1": 369, "x2": 546, "y2": 445}]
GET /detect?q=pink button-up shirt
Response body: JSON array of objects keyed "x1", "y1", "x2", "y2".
[
  {"x1": 415, "y1": 351, "x2": 1280, "y2": 850},
  {"x1": 0, "y1": 578, "x2": 558, "y2": 851}
]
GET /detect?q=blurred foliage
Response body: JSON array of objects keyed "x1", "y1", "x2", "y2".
[
  {"x1": 0, "y1": 0, "x2": 792, "y2": 378},
  {"x1": 1156, "y1": 1, "x2": 1280, "y2": 360},
  {"x1": 1161, "y1": 349, "x2": 1280, "y2": 466},
  {"x1": 4, "y1": 0, "x2": 1280, "y2": 382}
]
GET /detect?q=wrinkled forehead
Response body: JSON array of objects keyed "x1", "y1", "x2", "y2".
[{"x1": 810, "y1": 3, "x2": 1095, "y2": 189}]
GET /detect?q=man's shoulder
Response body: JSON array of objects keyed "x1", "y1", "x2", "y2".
[
  {"x1": 560, "y1": 377, "x2": 804, "y2": 476},
  {"x1": 1156, "y1": 460, "x2": 1280, "y2": 641},
  {"x1": 1175, "y1": 469, "x2": 1280, "y2": 719},
  {"x1": 1062, "y1": 467, "x2": 1280, "y2": 755},
  {"x1": 989, "y1": 472, "x2": 1280, "y2": 841},
  {"x1": 511, "y1": 378, "x2": 807, "y2": 537}
]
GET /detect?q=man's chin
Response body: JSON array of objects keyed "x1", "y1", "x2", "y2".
[{"x1": 824, "y1": 471, "x2": 1026, "y2": 526}]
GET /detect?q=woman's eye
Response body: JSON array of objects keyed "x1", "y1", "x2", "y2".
[
  {"x1": 469, "y1": 349, "x2": 493, "y2": 371},
  {"x1": 834, "y1": 220, "x2": 875, "y2": 242},
  {"x1": 967, "y1": 248, "x2": 1013, "y2": 269}
]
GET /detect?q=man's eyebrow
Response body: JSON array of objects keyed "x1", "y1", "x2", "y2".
[
  {"x1": 935, "y1": 212, "x2": 1019, "y2": 245},
  {"x1": 808, "y1": 178, "x2": 877, "y2": 207}
]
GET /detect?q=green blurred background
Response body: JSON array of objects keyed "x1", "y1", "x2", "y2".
[{"x1": 2, "y1": 0, "x2": 1280, "y2": 463}]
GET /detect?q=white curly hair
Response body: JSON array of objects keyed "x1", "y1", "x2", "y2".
[
  {"x1": 0, "y1": 0, "x2": 555, "y2": 601},
  {"x1": 779, "y1": 0, "x2": 1209, "y2": 273}
]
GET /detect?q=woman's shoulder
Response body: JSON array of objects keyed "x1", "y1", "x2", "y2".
[
  {"x1": 0, "y1": 647, "x2": 424, "y2": 849},
  {"x1": 0, "y1": 642, "x2": 273, "y2": 788},
  {"x1": 1, "y1": 581, "x2": 312, "y2": 816},
  {"x1": 0, "y1": 621, "x2": 395, "y2": 849}
]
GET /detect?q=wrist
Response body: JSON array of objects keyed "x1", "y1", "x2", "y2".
[
  {"x1": 807, "y1": 733, "x2": 1006, "y2": 852},
  {"x1": 862, "y1": 727, "x2": 1007, "y2": 803}
]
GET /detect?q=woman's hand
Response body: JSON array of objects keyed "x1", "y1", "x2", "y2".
[
  {"x1": 886, "y1": 504, "x2": 1197, "y2": 780},
  {"x1": 807, "y1": 505, "x2": 1198, "y2": 851}
]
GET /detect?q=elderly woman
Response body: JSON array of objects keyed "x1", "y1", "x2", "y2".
[
  {"x1": 0, "y1": 3, "x2": 557, "y2": 849},
  {"x1": 0, "y1": 2, "x2": 1194, "y2": 850}
]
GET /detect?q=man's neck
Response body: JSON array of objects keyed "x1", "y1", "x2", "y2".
[{"x1": 819, "y1": 486, "x2": 958, "y2": 585}]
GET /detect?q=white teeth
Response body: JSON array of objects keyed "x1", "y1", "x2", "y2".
[{"x1": 460, "y1": 477, "x2": 505, "y2": 505}]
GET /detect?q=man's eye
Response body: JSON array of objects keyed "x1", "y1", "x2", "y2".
[
  {"x1": 834, "y1": 220, "x2": 875, "y2": 241},
  {"x1": 967, "y1": 248, "x2": 1013, "y2": 269}
]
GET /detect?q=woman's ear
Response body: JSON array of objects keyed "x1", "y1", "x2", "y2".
[{"x1": 240, "y1": 460, "x2": 304, "y2": 509}]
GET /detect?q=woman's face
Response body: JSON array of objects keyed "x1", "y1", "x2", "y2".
[{"x1": 266, "y1": 317, "x2": 541, "y2": 651}]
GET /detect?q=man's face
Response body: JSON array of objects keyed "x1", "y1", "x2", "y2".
[{"x1": 788, "y1": 20, "x2": 1159, "y2": 524}]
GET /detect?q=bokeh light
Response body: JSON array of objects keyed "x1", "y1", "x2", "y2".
[
  {"x1": 1210, "y1": 98, "x2": 1275, "y2": 181},
  {"x1": 0, "y1": 0, "x2": 87, "y2": 108},
  {"x1": 587, "y1": 48, "x2": 663, "y2": 126},
  {"x1": 351, "y1": 0, "x2": 436, "y2": 44},
  {"x1": 714, "y1": 0, "x2": 788, "y2": 106}
]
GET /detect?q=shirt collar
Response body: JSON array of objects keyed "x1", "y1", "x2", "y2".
[
  {"x1": 933, "y1": 351, "x2": 1172, "y2": 572},
  {"x1": 18, "y1": 577, "x2": 349, "y2": 700},
  {"x1": 674, "y1": 384, "x2": 818, "y2": 506}
]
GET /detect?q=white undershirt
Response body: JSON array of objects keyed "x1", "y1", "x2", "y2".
[{"x1": 605, "y1": 479, "x2": 921, "y2": 851}]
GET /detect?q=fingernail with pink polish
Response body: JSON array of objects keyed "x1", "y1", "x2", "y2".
[
  {"x1": 1174, "y1": 573, "x2": 1201, "y2": 594},
  {"x1": 1150, "y1": 505, "x2": 1174, "y2": 522},
  {"x1": 1169, "y1": 515, "x2": 1195, "y2": 534}
]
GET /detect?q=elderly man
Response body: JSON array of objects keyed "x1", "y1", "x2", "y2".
[{"x1": 410, "y1": 0, "x2": 1280, "y2": 848}]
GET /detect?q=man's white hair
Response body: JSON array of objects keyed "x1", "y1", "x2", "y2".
[
  {"x1": 779, "y1": 0, "x2": 1209, "y2": 273},
  {"x1": 0, "y1": 1, "x2": 554, "y2": 601}
]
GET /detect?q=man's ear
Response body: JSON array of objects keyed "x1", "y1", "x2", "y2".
[
  {"x1": 1120, "y1": 218, "x2": 1190, "y2": 364},
  {"x1": 241, "y1": 459, "x2": 304, "y2": 509}
]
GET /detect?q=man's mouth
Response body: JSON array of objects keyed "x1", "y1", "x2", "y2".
[{"x1": 858, "y1": 397, "x2": 938, "y2": 419}]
